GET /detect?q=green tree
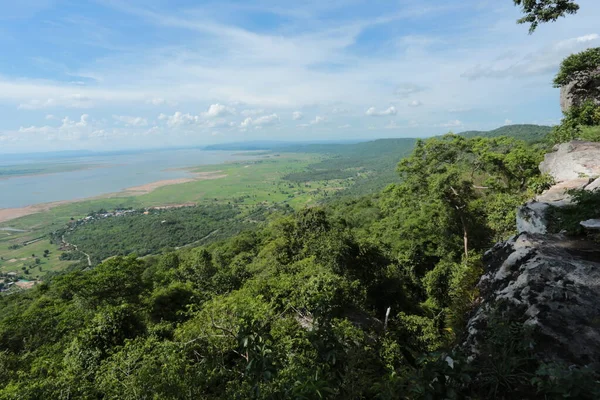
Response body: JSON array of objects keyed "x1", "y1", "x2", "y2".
[{"x1": 513, "y1": 0, "x2": 580, "y2": 33}]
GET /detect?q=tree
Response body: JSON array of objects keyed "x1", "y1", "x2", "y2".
[{"x1": 513, "y1": 0, "x2": 579, "y2": 33}]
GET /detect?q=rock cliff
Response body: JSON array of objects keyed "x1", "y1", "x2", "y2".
[
  {"x1": 465, "y1": 141, "x2": 600, "y2": 369},
  {"x1": 560, "y1": 66, "x2": 600, "y2": 113}
]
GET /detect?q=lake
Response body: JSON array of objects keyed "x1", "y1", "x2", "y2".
[{"x1": 0, "y1": 149, "x2": 257, "y2": 209}]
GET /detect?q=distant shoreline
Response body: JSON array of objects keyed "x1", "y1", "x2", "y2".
[{"x1": 0, "y1": 170, "x2": 227, "y2": 224}]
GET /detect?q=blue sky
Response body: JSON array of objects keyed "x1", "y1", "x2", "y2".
[{"x1": 0, "y1": 0, "x2": 599, "y2": 153}]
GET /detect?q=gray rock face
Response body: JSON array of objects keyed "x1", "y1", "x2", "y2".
[
  {"x1": 540, "y1": 141, "x2": 600, "y2": 183},
  {"x1": 581, "y1": 219, "x2": 600, "y2": 230},
  {"x1": 560, "y1": 67, "x2": 600, "y2": 113},
  {"x1": 464, "y1": 233, "x2": 600, "y2": 366},
  {"x1": 536, "y1": 178, "x2": 591, "y2": 204},
  {"x1": 516, "y1": 202, "x2": 549, "y2": 234}
]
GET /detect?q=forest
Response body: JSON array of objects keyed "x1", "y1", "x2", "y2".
[
  {"x1": 1, "y1": 2, "x2": 600, "y2": 398},
  {"x1": 2, "y1": 130, "x2": 599, "y2": 399}
]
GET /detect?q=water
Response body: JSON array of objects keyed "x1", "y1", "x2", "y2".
[{"x1": 0, "y1": 149, "x2": 256, "y2": 209}]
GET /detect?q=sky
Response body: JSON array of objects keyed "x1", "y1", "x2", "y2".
[{"x1": 0, "y1": 0, "x2": 599, "y2": 153}]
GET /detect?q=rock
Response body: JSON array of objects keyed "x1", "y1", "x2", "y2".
[
  {"x1": 586, "y1": 178, "x2": 600, "y2": 192},
  {"x1": 539, "y1": 141, "x2": 600, "y2": 183},
  {"x1": 516, "y1": 202, "x2": 549, "y2": 234},
  {"x1": 464, "y1": 233, "x2": 600, "y2": 366},
  {"x1": 536, "y1": 178, "x2": 591, "y2": 204},
  {"x1": 581, "y1": 219, "x2": 600, "y2": 230},
  {"x1": 560, "y1": 67, "x2": 600, "y2": 113}
]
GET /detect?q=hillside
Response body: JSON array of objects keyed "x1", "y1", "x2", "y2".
[
  {"x1": 459, "y1": 124, "x2": 552, "y2": 143},
  {"x1": 4, "y1": 134, "x2": 598, "y2": 399}
]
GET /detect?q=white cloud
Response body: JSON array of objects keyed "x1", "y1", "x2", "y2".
[
  {"x1": 504, "y1": 119, "x2": 513, "y2": 125},
  {"x1": 312, "y1": 116, "x2": 326, "y2": 124},
  {"x1": 298, "y1": 115, "x2": 327, "y2": 127},
  {"x1": 203, "y1": 103, "x2": 235, "y2": 118},
  {"x1": 241, "y1": 109, "x2": 265, "y2": 117},
  {"x1": 331, "y1": 107, "x2": 349, "y2": 114},
  {"x1": 18, "y1": 98, "x2": 57, "y2": 110},
  {"x1": 253, "y1": 113, "x2": 280, "y2": 125},
  {"x1": 159, "y1": 111, "x2": 200, "y2": 127},
  {"x1": 240, "y1": 113, "x2": 280, "y2": 128},
  {"x1": 45, "y1": 114, "x2": 57, "y2": 120},
  {"x1": 395, "y1": 83, "x2": 427, "y2": 98},
  {"x1": 147, "y1": 97, "x2": 166, "y2": 106},
  {"x1": 337, "y1": 124, "x2": 351, "y2": 129},
  {"x1": 113, "y1": 115, "x2": 148, "y2": 127},
  {"x1": 292, "y1": 111, "x2": 304, "y2": 120},
  {"x1": 17, "y1": 94, "x2": 93, "y2": 110},
  {"x1": 408, "y1": 100, "x2": 422, "y2": 107},
  {"x1": 462, "y1": 33, "x2": 600, "y2": 81},
  {"x1": 366, "y1": 106, "x2": 397, "y2": 117}
]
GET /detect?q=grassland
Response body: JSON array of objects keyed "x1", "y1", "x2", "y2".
[{"x1": 0, "y1": 153, "x2": 352, "y2": 279}]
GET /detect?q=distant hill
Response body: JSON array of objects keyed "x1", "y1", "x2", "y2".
[{"x1": 459, "y1": 124, "x2": 552, "y2": 143}]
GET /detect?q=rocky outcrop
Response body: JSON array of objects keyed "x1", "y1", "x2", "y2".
[
  {"x1": 464, "y1": 233, "x2": 600, "y2": 366},
  {"x1": 539, "y1": 141, "x2": 600, "y2": 182},
  {"x1": 560, "y1": 67, "x2": 600, "y2": 113},
  {"x1": 516, "y1": 141, "x2": 600, "y2": 234}
]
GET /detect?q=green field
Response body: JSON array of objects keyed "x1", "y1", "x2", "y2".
[{"x1": 0, "y1": 153, "x2": 354, "y2": 280}]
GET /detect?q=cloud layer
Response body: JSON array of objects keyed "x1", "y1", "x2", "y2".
[{"x1": 1, "y1": 0, "x2": 599, "y2": 152}]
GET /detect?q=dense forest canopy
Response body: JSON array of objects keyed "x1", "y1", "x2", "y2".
[{"x1": 4, "y1": 133, "x2": 597, "y2": 399}]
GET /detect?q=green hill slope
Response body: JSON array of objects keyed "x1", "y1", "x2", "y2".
[{"x1": 459, "y1": 124, "x2": 552, "y2": 143}]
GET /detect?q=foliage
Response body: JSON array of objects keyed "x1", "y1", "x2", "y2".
[
  {"x1": 554, "y1": 47, "x2": 600, "y2": 87},
  {"x1": 546, "y1": 189, "x2": 600, "y2": 234},
  {"x1": 513, "y1": 0, "x2": 580, "y2": 33},
  {"x1": 549, "y1": 100, "x2": 600, "y2": 143},
  {"x1": 460, "y1": 124, "x2": 552, "y2": 143},
  {"x1": 0, "y1": 135, "x2": 587, "y2": 398}
]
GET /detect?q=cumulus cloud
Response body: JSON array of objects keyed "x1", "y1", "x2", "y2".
[
  {"x1": 253, "y1": 114, "x2": 280, "y2": 125},
  {"x1": 203, "y1": 103, "x2": 235, "y2": 118},
  {"x1": 298, "y1": 116, "x2": 327, "y2": 127},
  {"x1": 504, "y1": 119, "x2": 513, "y2": 125},
  {"x1": 18, "y1": 114, "x2": 92, "y2": 139},
  {"x1": 159, "y1": 111, "x2": 200, "y2": 127},
  {"x1": 292, "y1": 111, "x2": 304, "y2": 120},
  {"x1": 366, "y1": 106, "x2": 397, "y2": 117},
  {"x1": 408, "y1": 100, "x2": 422, "y2": 107},
  {"x1": 113, "y1": 115, "x2": 148, "y2": 127},
  {"x1": 240, "y1": 114, "x2": 280, "y2": 128}
]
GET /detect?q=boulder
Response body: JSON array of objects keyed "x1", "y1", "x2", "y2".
[
  {"x1": 559, "y1": 66, "x2": 600, "y2": 113},
  {"x1": 536, "y1": 178, "x2": 591, "y2": 204},
  {"x1": 581, "y1": 219, "x2": 600, "y2": 230},
  {"x1": 516, "y1": 202, "x2": 549, "y2": 234},
  {"x1": 539, "y1": 141, "x2": 600, "y2": 183},
  {"x1": 464, "y1": 233, "x2": 600, "y2": 366},
  {"x1": 586, "y1": 178, "x2": 600, "y2": 192}
]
